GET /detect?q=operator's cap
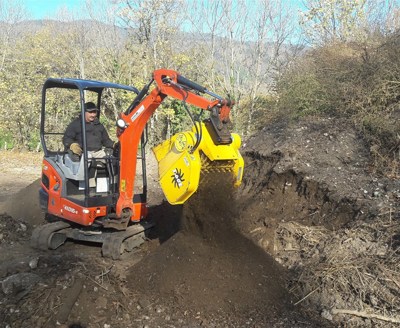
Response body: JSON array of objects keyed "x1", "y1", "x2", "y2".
[{"x1": 84, "y1": 102, "x2": 98, "y2": 112}]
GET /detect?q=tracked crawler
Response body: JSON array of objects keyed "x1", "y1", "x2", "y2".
[{"x1": 32, "y1": 69, "x2": 244, "y2": 259}]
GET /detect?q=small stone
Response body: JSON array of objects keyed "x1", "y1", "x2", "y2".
[
  {"x1": 155, "y1": 305, "x2": 164, "y2": 313},
  {"x1": 321, "y1": 309, "x2": 332, "y2": 321},
  {"x1": 29, "y1": 257, "x2": 39, "y2": 269},
  {"x1": 1, "y1": 272, "x2": 41, "y2": 295},
  {"x1": 138, "y1": 298, "x2": 151, "y2": 309},
  {"x1": 96, "y1": 296, "x2": 108, "y2": 309}
]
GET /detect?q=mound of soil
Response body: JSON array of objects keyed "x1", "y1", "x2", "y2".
[
  {"x1": 0, "y1": 179, "x2": 44, "y2": 226},
  {"x1": 130, "y1": 179, "x2": 299, "y2": 326},
  {"x1": 237, "y1": 117, "x2": 400, "y2": 327},
  {"x1": 0, "y1": 214, "x2": 31, "y2": 246}
]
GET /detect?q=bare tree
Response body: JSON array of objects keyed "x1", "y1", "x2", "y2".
[
  {"x1": 183, "y1": 0, "x2": 226, "y2": 90},
  {"x1": 236, "y1": 1, "x2": 299, "y2": 134},
  {"x1": 183, "y1": 0, "x2": 298, "y2": 134},
  {"x1": 115, "y1": 0, "x2": 182, "y2": 73},
  {"x1": 366, "y1": 0, "x2": 400, "y2": 34},
  {"x1": 0, "y1": 0, "x2": 28, "y2": 71},
  {"x1": 300, "y1": 0, "x2": 370, "y2": 45}
]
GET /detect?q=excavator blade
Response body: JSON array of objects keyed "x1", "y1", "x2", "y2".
[{"x1": 152, "y1": 122, "x2": 244, "y2": 205}]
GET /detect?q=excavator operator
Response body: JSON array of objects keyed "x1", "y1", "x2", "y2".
[{"x1": 63, "y1": 102, "x2": 115, "y2": 162}]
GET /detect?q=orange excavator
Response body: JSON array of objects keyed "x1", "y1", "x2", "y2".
[{"x1": 31, "y1": 69, "x2": 244, "y2": 259}]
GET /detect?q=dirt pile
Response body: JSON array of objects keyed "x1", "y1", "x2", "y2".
[
  {"x1": 0, "y1": 214, "x2": 31, "y2": 246},
  {"x1": 129, "y1": 177, "x2": 311, "y2": 327},
  {"x1": 0, "y1": 179, "x2": 44, "y2": 226}
]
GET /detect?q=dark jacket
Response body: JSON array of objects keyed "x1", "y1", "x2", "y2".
[{"x1": 63, "y1": 116, "x2": 114, "y2": 151}]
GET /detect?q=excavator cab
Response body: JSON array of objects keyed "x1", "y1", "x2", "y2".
[{"x1": 39, "y1": 79, "x2": 148, "y2": 226}]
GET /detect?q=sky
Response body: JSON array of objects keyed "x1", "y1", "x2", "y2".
[
  {"x1": 20, "y1": 0, "x2": 307, "y2": 20},
  {"x1": 21, "y1": 0, "x2": 86, "y2": 19}
]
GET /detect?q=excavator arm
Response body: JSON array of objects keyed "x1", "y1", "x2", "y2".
[{"x1": 115, "y1": 69, "x2": 244, "y2": 219}]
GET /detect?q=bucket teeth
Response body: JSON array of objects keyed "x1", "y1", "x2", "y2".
[
  {"x1": 199, "y1": 152, "x2": 236, "y2": 187},
  {"x1": 200, "y1": 152, "x2": 235, "y2": 173}
]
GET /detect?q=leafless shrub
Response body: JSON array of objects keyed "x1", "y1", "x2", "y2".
[{"x1": 276, "y1": 31, "x2": 400, "y2": 176}]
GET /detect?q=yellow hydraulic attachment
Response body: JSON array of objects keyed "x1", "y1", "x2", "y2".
[{"x1": 153, "y1": 122, "x2": 244, "y2": 205}]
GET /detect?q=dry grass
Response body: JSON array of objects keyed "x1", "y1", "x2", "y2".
[
  {"x1": 274, "y1": 211, "x2": 400, "y2": 327},
  {"x1": 0, "y1": 150, "x2": 43, "y2": 172},
  {"x1": 0, "y1": 150, "x2": 43, "y2": 164}
]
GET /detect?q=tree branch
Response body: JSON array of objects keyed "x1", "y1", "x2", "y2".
[{"x1": 332, "y1": 309, "x2": 400, "y2": 324}]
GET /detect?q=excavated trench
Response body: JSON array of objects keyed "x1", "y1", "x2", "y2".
[
  {"x1": 238, "y1": 151, "x2": 362, "y2": 234},
  {"x1": 231, "y1": 149, "x2": 400, "y2": 328}
]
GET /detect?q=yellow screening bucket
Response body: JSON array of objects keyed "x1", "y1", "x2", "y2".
[{"x1": 152, "y1": 122, "x2": 244, "y2": 205}]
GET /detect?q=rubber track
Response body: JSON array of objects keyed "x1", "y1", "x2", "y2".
[
  {"x1": 30, "y1": 221, "x2": 71, "y2": 250},
  {"x1": 102, "y1": 221, "x2": 154, "y2": 260}
]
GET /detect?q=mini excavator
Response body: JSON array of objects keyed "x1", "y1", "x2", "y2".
[{"x1": 31, "y1": 69, "x2": 244, "y2": 259}]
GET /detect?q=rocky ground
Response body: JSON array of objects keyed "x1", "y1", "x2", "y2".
[{"x1": 0, "y1": 116, "x2": 399, "y2": 327}]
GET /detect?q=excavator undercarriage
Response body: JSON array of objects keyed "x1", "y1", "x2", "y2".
[{"x1": 31, "y1": 220, "x2": 154, "y2": 260}]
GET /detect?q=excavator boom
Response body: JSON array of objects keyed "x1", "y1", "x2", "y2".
[{"x1": 117, "y1": 69, "x2": 244, "y2": 212}]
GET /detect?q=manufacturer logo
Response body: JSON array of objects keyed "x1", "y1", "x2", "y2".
[
  {"x1": 63, "y1": 205, "x2": 78, "y2": 214},
  {"x1": 131, "y1": 104, "x2": 145, "y2": 122},
  {"x1": 175, "y1": 133, "x2": 187, "y2": 152},
  {"x1": 171, "y1": 168, "x2": 185, "y2": 188}
]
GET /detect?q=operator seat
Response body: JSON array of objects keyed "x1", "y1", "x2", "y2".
[
  {"x1": 55, "y1": 152, "x2": 86, "y2": 181},
  {"x1": 56, "y1": 151, "x2": 115, "y2": 193}
]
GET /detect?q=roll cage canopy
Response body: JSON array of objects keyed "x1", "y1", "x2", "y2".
[
  {"x1": 40, "y1": 78, "x2": 139, "y2": 158},
  {"x1": 43, "y1": 78, "x2": 139, "y2": 94}
]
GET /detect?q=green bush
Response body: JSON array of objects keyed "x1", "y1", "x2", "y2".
[
  {"x1": 277, "y1": 65, "x2": 331, "y2": 117},
  {"x1": 0, "y1": 130, "x2": 15, "y2": 150},
  {"x1": 26, "y1": 131, "x2": 41, "y2": 151},
  {"x1": 236, "y1": 94, "x2": 280, "y2": 134}
]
